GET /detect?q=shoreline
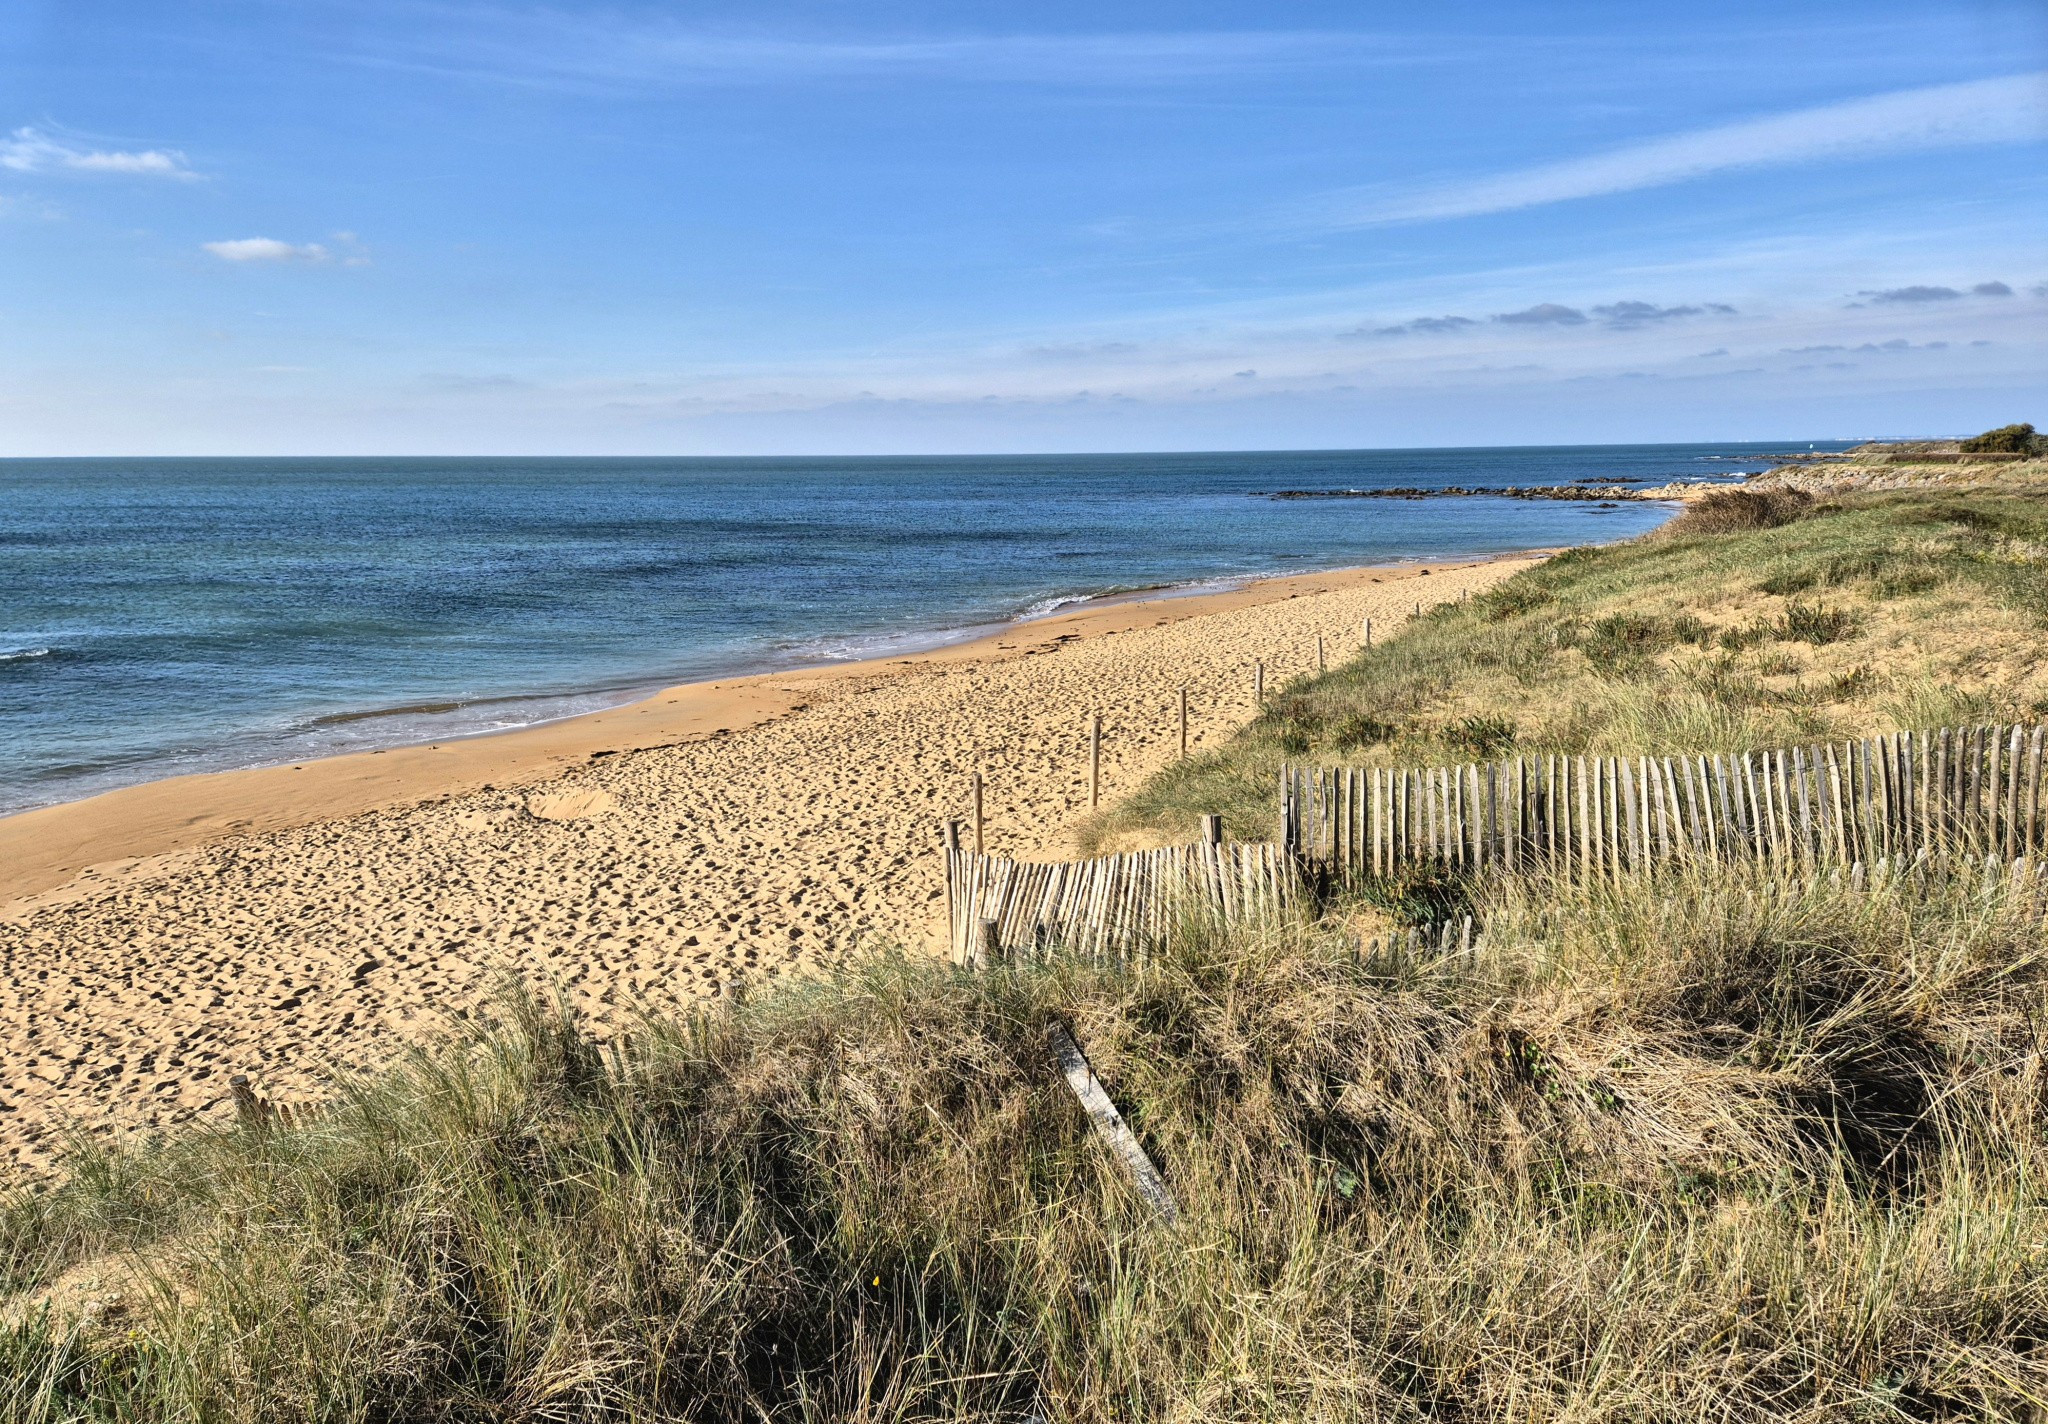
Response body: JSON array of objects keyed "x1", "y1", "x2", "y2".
[
  {"x1": 0, "y1": 549, "x2": 1544, "y2": 1171},
  {"x1": 0, "y1": 552, "x2": 1529, "y2": 913},
  {"x1": 0, "y1": 551, "x2": 1510, "y2": 826}
]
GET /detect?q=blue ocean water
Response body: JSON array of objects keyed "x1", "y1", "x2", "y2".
[{"x1": 0, "y1": 444, "x2": 1842, "y2": 814}]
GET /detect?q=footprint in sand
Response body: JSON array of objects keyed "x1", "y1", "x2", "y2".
[{"x1": 525, "y1": 788, "x2": 620, "y2": 821}]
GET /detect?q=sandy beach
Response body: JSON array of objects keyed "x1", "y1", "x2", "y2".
[{"x1": 0, "y1": 554, "x2": 1536, "y2": 1173}]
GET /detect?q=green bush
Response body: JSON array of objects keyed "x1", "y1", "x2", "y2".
[
  {"x1": 1330, "y1": 713, "x2": 1396, "y2": 750},
  {"x1": 1574, "y1": 611, "x2": 1713, "y2": 670},
  {"x1": 1777, "y1": 600, "x2": 1859, "y2": 645},
  {"x1": 1960, "y1": 422, "x2": 2039, "y2": 455},
  {"x1": 1444, "y1": 714, "x2": 1517, "y2": 759}
]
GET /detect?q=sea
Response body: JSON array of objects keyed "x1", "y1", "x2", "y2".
[{"x1": 0, "y1": 443, "x2": 1847, "y2": 815}]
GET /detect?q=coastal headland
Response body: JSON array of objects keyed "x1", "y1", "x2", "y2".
[{"x1": 0, "y1": 554, "x2": 1533, "y2": 1172}]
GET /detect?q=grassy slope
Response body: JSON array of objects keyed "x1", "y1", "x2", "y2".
[
  {"x1": 8, "y1": 859, "x2": 2048, "y2": 1420},
  {"x1": 8, "y1": 485, "x2": 2048, "y2": 1420},
  {"x1": 1091, "y1": 486, "x2": 2048, "y2": 850}
]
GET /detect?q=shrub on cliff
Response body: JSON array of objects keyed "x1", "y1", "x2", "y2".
[{"x1": 1960, "y1": 422, "x2": 2040, "y2": 455}]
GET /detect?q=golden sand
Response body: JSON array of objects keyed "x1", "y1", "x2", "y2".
[{"x1": 0, "y1": 555, "x2": 1537, "y2": 1173}]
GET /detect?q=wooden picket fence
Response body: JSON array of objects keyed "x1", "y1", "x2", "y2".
[
  {"x1": 1283, "y1": 723, "x2": 2048, "y2": 883},
  {"x1": 946, "y1": 839, "x2": 1300, "y2": 964}
]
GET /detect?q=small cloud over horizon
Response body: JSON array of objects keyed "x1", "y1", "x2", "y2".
[
  {"x1": 1494, "y1": 302, "x2": 1589, "y2": 325},
  {"x1": 1359, "y1": 297, "x2": 1736, "y2": 337},
  {"x1": 1853, "y1": 280, "x2": 2011, "y2": 305},
  {"x1": 1591, "y1": 300, "x2": 1735, "y2": 327},
  {"x1": 1365, "y1": 314, "x2": 1479, "y2": 336},
  {"x1": 1784, "y1": 338, "x2": 1950, "y2": 354},
  {"x1": 202, "y1": 234, "x2": 368, "y2": 265}
]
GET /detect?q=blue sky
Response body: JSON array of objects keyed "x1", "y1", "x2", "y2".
[{"x1": 2, "y1": 1, "x2": 2044, "y2": 455}]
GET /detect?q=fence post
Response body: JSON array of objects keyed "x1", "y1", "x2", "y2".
[
  {"x1": 1362, "y1": 616, "x2": 1371, "y2": 648},
  {"x1": 229, "y1": 1074, "x2": 266, "y2": 1131},
  {"x1": 942, "y1": 820, "x2": 961, "y2": 956},
  {"x1": 1179, "y1": 687, "x2": 1189, "y2": 760},
  {"x1": 1089, "y1": 715, "x2": 1103, "y2": 809},
  {"x1": 1200, "y1": 813, "x2": 1223, "y2": 846},
  {"x1": 972, "y1": 771, "x2": 985, "y2": 854},
  {"x1": 1254, "y1": 661, "x2": 1265, "y2": 706}
]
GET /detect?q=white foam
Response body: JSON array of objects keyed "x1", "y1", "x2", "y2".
[
  {"x1": 0, "y1": 647, "x2": 53, "y2": 663},
  {"x1": 1017, "y1": 592, "x2": 1100, "y2": 620}
]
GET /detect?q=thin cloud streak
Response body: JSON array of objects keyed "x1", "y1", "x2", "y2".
[
  {"x1": 346, "y1": 12, "x2": 1435, "y2": 89},
  {"x1": 1328, "y1": 72, "x2": 2048, "y2": 225}
]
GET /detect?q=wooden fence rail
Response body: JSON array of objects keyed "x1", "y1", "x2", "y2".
[
  {"x1": 1284, "y1": 723, "x2": 2048, "y2": 883},
  {"x1": 946, "y1": 840, "x2": 1300, "y2": 964}
]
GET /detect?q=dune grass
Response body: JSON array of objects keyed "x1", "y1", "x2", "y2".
[
  {"x1": 1089, "y1": 486, "x2": 2048, "y2": 850},
  {"x1": 7, "y1": 852, "x2": 2048, "y2": 1420}
]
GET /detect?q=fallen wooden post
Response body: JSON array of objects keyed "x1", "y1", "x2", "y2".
[{"x1": 1047, "y1": 1024, "x2": 1179, "y2": 1223}]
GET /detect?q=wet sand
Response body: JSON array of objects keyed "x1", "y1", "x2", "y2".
[{"x1": 0, "y1": 554, "x2": 1539, "y2": 1173}]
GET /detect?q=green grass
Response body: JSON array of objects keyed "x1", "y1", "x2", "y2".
[
  {"x1": 1091, "y1": 487, "x2": 2048, "y2": 849},
  {"x1": 7, "y1": 857, "x2": 2048, "y2": 1419}
]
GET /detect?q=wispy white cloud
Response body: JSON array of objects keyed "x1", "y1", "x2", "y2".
[
  {"x1": 1328, "y1": 72, "x2": 2048, "y2": 225},
  {"x1": 202, "y1": 234, "x2": 369, "y2": 265},
  {"x1": 0, "y1": 126, "x2": 195, "y2": 178}
]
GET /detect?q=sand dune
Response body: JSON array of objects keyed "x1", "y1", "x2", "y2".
[{"x1": 0, "y1": 556, "x2": 1535, "y2": 1173}]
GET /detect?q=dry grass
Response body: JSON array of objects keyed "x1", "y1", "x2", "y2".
[
  {"x1": 1662, "y1": 486, "x2": 1815, "y2": 536},
  {"x1": 1092, "y1": 486, "x2": 2048, "y2": 849},
  {"x1": 6, "y1": 856, "x2": 2048, "y2": 1420}
]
